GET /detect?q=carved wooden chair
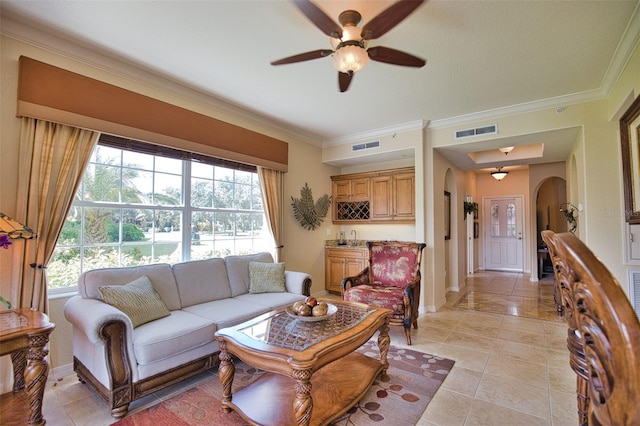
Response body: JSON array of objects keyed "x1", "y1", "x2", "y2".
[
  {"x1": 541, "y1": 232, "x2": 564, "y2": 315},
  {"x1": 341, "y1": 241, "x2": 426, "y2": 345},
  {"x1": 542, "y1": 230, "x2": 590, "y2": 424},
  {"x1": 552, "y1": 231, "x2": 640, "y2": 425}
]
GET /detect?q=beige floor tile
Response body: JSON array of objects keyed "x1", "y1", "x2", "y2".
[
  {"x1": 548, "y1": 365, "x2": 575, "y2": 394},
  {"x1": 454, "y1": 321, "x2": 500, "y2": 338},
  {"x1": 475, "y1": 373, "x2": 551, "y2": 420},
  {"x1": 496, "y1": 328, "x2": 547, "y2": 346},
  {"x1": 420, "y1": 388, "x2": 473, "y2": 426},
  {"x1": 444, "y1": 331, "x2": 498, "y2": 352},
  {"x1": 500, "y1": 315, "x2": 547, "y2": 333},
  {"x1": 546, "y1": 348, "x2": 570, "y2": 370},
  {"x1": 484, "y1": 353, "x2": 549, "y2": 389},
  {"x1": 465, "y1": 399, "x2": 550, "y2": 426},
  {"x1": 434, "y1": 344, "x2": 490, "y2": 373},
  {"x1": 441, "y1": 366, "x2": 482, "y2": 397},
  {"x1": 550, "y1": 388, "x2": 579, "y2": 426},
  {"x1": 493, "y1": 340, "x2": 549, "y2": 365}
]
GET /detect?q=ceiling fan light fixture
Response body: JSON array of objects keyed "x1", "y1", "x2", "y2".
[
  {"x1": 491, "y1": 168, "x2": 509, "y2": 181},
  {"x1": 332, "y1": 42, "x2": 369, "y2": 74}
]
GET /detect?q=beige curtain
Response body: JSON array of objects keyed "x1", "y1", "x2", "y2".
[
  {"x1": 257, "y1": 166, "x2": 284, "y2": 262},
  {"x1": 14, "y1": 118, "x2": 99, "y2": 312}
]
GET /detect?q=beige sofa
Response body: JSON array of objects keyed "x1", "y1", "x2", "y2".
[{"x1": 63, "y1": 252, "x2": 311, "y2": 418}]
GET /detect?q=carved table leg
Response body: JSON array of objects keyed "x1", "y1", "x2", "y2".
[
  {"x1": 218, "y1": 345, "x2": 235, "y2": 414},
  {"x1": 377, "y1": 318, "x2": 391, "y2": 378},
  {"x1": 292, "y1": 368, "x2": 312, "y2": 426},
  {"x1": 11, "y1": 349, "x2": 26, "y2": 392},
  {"x1": 25, "y1": 333, "x2": 50, "y2": 426}
]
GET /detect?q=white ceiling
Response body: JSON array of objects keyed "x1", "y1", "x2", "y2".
[{"x1": 1, "y1": 0, "x2": 639, "y2": 171}]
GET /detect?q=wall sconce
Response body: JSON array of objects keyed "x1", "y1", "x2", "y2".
[{"x1": 491, "y1": 168, "x2": 509, "y2": 181}]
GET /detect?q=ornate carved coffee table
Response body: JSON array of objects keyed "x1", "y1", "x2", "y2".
[{"x1": 214, "y1": 299, "x2": 391, "y2": 426}]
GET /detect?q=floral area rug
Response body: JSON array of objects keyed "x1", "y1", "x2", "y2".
[{"x1": 115, "y1": 342, "x2": 454, "y2": 426}]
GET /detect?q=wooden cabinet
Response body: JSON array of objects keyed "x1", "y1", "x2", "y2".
[
  {"x1": 325, "y1": 247, "x2": 368, "y2": 294},
  {"x1": 333, "y1": 177, "x2": 370, "y2": 201},
  {"x1": 331, "y1": 167, "x2": 414, "y2": 223}
]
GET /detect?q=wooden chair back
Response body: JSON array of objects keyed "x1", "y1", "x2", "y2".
[{"x1": 553, "y1": 232, "x2": 640, "y2": 425}]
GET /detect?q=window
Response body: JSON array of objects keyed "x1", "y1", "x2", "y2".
[{"x1": 48, "y1": 137, "x2": 270, "y2": 293}]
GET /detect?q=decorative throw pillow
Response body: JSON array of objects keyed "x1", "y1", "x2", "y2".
[
  {"x1": 98, "y1": 275, "x2": 170, "y2": 327},
  {"x1": 248, "y1": 262, "x2": 286, "y2": 294}
]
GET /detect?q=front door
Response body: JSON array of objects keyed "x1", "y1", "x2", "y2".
[{"x1": 483, "y1": 196, "x2": 524, "y2": 271}]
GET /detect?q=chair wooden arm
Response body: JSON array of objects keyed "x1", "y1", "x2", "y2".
[{"x1": 340, "y1": 267, "x2": 370, "y2": 296}]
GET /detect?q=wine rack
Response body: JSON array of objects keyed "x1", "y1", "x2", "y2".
[{"x1": 336, "y1": 201, "x2": 370, "y2": 221}]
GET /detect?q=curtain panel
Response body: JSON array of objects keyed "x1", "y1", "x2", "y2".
[
  {"x1": 14, "y1": 118, "x2": 99, "y2": 312},
  {"x1": 258, "y1": 167, "x2": 284, "y2": 262}
]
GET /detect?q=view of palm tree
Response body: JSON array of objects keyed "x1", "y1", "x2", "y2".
[{"x1": 48, "y1": 144, "x2": 269, "y2": 290}]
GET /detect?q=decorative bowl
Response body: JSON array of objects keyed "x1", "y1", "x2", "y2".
[{"x1": 285, "y1": 303, "x2": 337, "y2": 322}]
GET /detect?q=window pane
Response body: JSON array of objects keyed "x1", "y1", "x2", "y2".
[
  {"x1": 123, "y1": 150, "x2": 153, "y2": 171},
  {"x1": 50, "y1": 139, "x2": 270, "y2": 294},
  {"x1": 192, "y1": 162, "x2": 212, "y2": 179},
  {"x1": 154, "y1": 172, "x2": 182, "y2": 205},
  {"x1": 191, "y1": 179, "x2": 213, "y2": 207},
  {"x1": 84, "y1": 164, "x2": 121, "y2": 202},
  {"x1": 214, "y1": 179, "x2": 234, "y2": 208},
  {"x1": 83, "y1": 207, "x2": 120, "y2": 244}
]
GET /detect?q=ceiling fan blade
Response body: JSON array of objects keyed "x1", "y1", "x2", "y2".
[
  {"x1": 368, "y1": 46, "x2": 426, "y2": 67},
  {"x1": 271, "y1": 49, "x2": 334, "y2": 65},
  {"x1": 361, "y1": 0, "x2": 424, "y2": 40},
  {"x1": 294, "y1": 0, "x2": 342, "y2": 39},
  {"x1": 338, "y1": 72, "x2": 353, "y2": 92}
]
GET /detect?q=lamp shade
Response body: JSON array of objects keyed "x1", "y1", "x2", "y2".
[
  {"x1": 0, "y1": 212, "x2": 36, "y2": 239},
  {"x1": 491, "y1": 169, "x2": 508, "y2": 181}
]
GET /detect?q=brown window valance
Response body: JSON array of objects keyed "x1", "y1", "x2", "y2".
[{"x1": 17, "y1": 56, "x2": 288, "y2": 172}]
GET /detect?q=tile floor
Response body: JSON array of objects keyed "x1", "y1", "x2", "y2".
[{"x1": 38, "y1": 270, "x2": 577, "y2": 425}]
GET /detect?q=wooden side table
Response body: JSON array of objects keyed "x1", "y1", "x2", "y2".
[{"x1": 0, "y1": 308, "x2": 55, "y2": 426}]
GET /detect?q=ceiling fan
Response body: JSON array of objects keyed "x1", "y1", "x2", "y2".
[{"x1": 271, "y1": 0, "x2": 427, "y2": 92}]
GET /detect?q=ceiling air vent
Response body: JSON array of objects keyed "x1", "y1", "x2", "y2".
[
  {"x1": 351, "y1": 140, "x2": 380, "y2": 151},
  {"x1": 454, "y1": 124, "x2": 498, "y2": 139}
]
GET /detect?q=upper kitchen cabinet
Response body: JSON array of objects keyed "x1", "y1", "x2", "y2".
[{"x1": 331, "y1": 167, "x2": 415, "y2": 224}]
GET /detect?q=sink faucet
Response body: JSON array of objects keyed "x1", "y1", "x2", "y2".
[{"x1": 351, "y1": 229, "x2": 357, "y2": 244}]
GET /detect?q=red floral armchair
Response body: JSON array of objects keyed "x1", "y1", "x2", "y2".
[{"x1": 341, "y1": 241, "x2": 426, "y2": 345}]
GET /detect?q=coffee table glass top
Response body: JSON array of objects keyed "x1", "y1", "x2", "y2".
[{"x1": 238, "y1": 301, "x2": 375, "y2": 351}]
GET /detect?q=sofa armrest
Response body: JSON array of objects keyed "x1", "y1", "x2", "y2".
[
  {"x1": 284, "y1": 271, "x2": 312, "y2": 296},
  {"x1": 64, "y1": 295, "x2": 138, "y2": 390},
  {"x1": 64, "y1": 296, "x2": 134, "y2": 344}
]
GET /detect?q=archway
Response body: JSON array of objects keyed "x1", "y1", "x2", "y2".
[{"x1": 535, "y1": 176, "x2": 567, "y2": 278}]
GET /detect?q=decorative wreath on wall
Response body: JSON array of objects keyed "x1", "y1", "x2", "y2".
[{"x1": 291, "y1": 183, "x2": 331, "y2": 231}]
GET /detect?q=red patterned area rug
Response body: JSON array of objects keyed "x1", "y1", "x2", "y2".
[{"x1": 115, "y1": 342, "x2": 454, "y2": 426}]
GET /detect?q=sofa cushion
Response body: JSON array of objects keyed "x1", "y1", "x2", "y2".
[
  {"x1": 234, "y1": 292, "x2": 305, "y2": 311},
  {"x1": 98, "y1": 276, "x2": 171, "y2": 327},
  {"x1": 182, "y1": 298, "x2": 273, "y2": 329},
  {"x1": 248, "y1": 262, "x2": 286, "y2": 294},
  {"x1": 172, "y1": 258, "x2": 232, "y2": 307},
  {"x1": 133, "y1": 310, "x2": 216, "y2": 365},
  {"x1": 78, "y1": 263, "x2": 181, "y2": 311},
  {"x1": 225, "y1": 252, "x2": 274, "y2": 296}
]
